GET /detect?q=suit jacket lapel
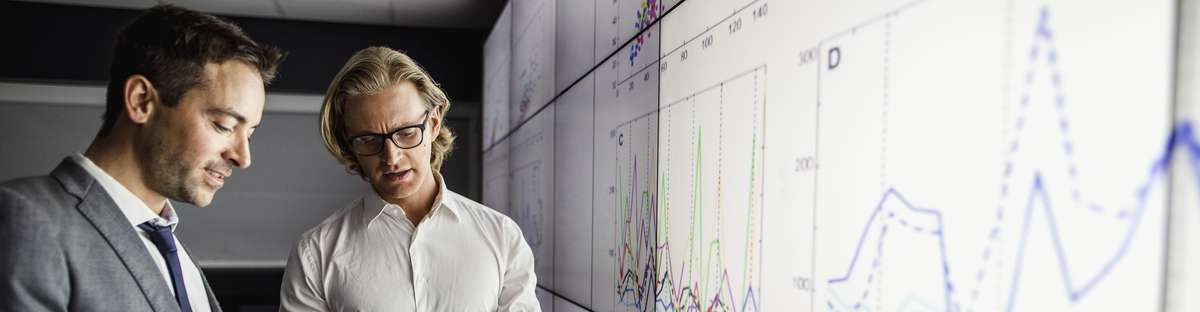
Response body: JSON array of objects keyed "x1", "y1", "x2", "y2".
[{"x1": 52, "y1": 159, "x2": 181, "y2": 312}]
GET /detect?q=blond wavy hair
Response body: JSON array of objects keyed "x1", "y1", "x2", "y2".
[{"x1": 320, "y1": 47, "x2": 455, "y2": 175}]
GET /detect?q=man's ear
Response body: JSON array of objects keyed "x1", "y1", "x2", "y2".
[
  {"x1": 123, "y1": 75, "x2": 158, "y2": 125},
  {"x1": 429, "y1": 108, "x2": 443, "y2": 144}
]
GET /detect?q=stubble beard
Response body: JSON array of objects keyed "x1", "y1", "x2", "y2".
[{"x1": 137, "y1": 118, "x2": 208, "y2": 207}]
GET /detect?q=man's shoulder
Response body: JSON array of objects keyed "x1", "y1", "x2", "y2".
[
  {"x1": 442, "y1": 190, "x2": 520, "y2": 232},
  {"x1": 443, "y1": 190, "x2": 496, "y2": 216},
  {"x1": 2, "y1": 158, "x2": 91, "y2": 208},
  {"x1": 0, "y1": 174, "x2": 76, "y2": 218},
  {"x1": 0, "y1": 174, "x2": 85, "y2": 255},
  {"x1": 1, "y1": 174, "x2": 65, "y2": 197}
]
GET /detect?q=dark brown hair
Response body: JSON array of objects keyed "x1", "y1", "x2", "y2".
[{"x1": 100, "y1": 4, "x2": 285, "y2": 136}]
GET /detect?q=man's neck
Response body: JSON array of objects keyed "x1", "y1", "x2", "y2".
[
  {"x1": 384, "y1": 171, "x2": 440, "y2": 226},
  {"x1": 84, "y1": 135, "x2": 169, "y2": 216}
]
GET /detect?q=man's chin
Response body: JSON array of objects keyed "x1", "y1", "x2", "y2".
[
  {"x1": 181, "y1": 189, "x2": 216, "y2": 207},
  {"x1": 373, "y1": 182, "x2": 416, "y2": 201},
  {"x1": 196, "y1": 196, "x2": 215, "y2": 207}
]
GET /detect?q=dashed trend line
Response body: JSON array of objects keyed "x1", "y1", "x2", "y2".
[{"x1": 824, "y1": 6, "x2": 1198, "y2": 312}]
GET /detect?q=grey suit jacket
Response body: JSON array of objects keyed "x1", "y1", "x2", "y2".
[{"x1": 0, "y1": 158, "x2": 221, "y2": 312}]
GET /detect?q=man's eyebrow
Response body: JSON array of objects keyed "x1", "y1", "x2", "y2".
[
  {"x1": 398, "y1": 110, "x2": 431, "y2": 128},
  {"x1": 348, "y1": 113, "x2": 428, "y2": 137},
  {"x1": 396, "y1": 117, "x2": 425, "y2": 129}
]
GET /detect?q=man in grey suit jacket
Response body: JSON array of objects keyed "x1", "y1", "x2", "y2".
[{"x1": 0, "y1": 5, "x2": 284, "y2": 312}]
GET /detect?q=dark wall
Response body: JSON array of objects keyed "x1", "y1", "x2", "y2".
[{"x1": 0, "y1": 1, "x2": 485, "y2": 101}]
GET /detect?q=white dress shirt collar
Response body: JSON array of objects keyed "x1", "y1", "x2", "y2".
[
  {"x1": 362, "y1": 171, "x2": 459, "y2": 226},
  {"x1": 71, "y1": 153, "x2": 179, "y2": 229}
]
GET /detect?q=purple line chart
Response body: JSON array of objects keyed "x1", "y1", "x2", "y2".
[{"x1": 812, "y1": 1, "x2": 1174, "y2": 311}]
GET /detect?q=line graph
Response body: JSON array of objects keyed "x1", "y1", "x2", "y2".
[
  {"x1": 824, "y1": 121, "x2": 1197, "y2": 311},
  {"x1": 507, "y1": 110, "x2": 553, "y2": 252},
  {"x1": 512, "y1": 158, "x2": 546, "y2": 248},
  {"x1": 816, "y1": 3, "x2": 1175, "y2": 311},
  {"x1": 657, "y1": 66, "x2": 765, "y2": 311},
  {"x1": 480, "y1": 0, "x2": 1184, "y2": 309},
  {"x1": 612, "y1": 108, "x2": 659, "y2": 311},
  {"x1": 506, "y1": 109, "x2": 556, "y2": 296}
]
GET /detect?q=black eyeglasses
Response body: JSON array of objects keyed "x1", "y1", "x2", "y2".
[{"x1": 347, "y1": 110, "x2": 431, "y2": 156}]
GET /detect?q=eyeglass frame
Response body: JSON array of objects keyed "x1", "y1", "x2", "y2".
[{"x1": 345, "y1": 110, "x2": 432, "y2": 156}]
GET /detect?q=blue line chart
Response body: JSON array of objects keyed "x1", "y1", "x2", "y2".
[{"x1": 823, "y1": 6, "x2": 1196, "y2": 312}]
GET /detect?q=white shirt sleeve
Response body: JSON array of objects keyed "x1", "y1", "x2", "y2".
[
  {"x1": 279, "y1": 238, "x2": 327, "y2": 312},
  {"x1": 497, "y1": 218, "x2": 541, "y2": 311}
]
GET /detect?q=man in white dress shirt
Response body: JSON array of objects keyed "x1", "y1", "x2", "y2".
[
  {"x1": 0, "y1": 5, "x2": 284, "y2": 312},
  {"x1": 278, "y1": 47, "x2": 540, "y2": 311}
]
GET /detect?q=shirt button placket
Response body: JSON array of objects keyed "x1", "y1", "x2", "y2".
[{"x1": 411, "y1": 248, "x2": 421, "y2": 308}]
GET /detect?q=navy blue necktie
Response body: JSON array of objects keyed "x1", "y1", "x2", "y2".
[{"x1": 139, "y1": 221, "x2": 194, "y2": 312}]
